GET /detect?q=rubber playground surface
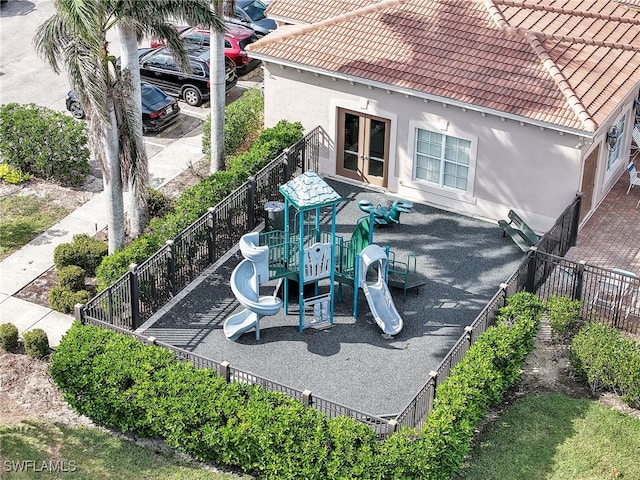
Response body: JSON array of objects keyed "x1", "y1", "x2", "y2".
[{"x1": 143, "y1": 178, "x2": 524, "y2": 417}]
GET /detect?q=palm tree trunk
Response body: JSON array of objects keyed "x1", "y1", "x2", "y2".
[
  {"x1": 209, "y1": 1, "x2": 226, "y2": 173},
  {"x1": 119, "y1": 24, "x2": 149, "y2": 237},
  {"x1": 104, "y1": 98, "x2": 126, "y2": 253}
]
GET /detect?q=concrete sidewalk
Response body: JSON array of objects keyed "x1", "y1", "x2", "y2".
[{"x1": 0, "y1": 124, "x2": 205, "y2": 347}]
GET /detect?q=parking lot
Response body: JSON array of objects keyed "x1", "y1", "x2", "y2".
[{"x1": 0, "y1": 0, "x2": 261, "y2": 147}]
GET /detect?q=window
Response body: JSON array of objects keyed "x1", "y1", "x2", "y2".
[
  {"x1": 607, "y1": 114, "x2": 626, "y2": 171},
  {"x1": 414, "y1": 128, "x2": 471, "y2": 191}
]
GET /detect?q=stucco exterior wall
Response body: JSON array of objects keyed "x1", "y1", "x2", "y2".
[{"x1": 261, "y1": 64, "x2": 587, "y2": 232}]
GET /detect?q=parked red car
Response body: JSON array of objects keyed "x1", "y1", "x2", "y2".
[{"x1": 151, "y1": 23, "x2": 260, "y2": 76}]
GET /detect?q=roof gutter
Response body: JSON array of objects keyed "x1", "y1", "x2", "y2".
[{"x1": 250, "y1": 54, "x2": 594, "y2": 138}]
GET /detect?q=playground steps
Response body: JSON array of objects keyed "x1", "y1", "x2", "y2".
[{"x1": 387, "y1": 254, "x2": 425, "y2": 301}]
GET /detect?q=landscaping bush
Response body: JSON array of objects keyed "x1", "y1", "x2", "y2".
[
  {"x1": 53, "y1": 234, "x2": 107, "y2": 276},
  {"x1": 50, "y1": 292, "x2": 544, "y2": 479},
  {"x1": 202, "y1": 86, "x2": 264, "y2": 158},
  {"x1": 48, "y1": 286, "x2": 90, "y2": 314},
  {"x1": 0, "y1": 103, "x2": 90, "y2": 186},
  {"x1": 95, "y1": 120, "x2": 303, "y2": 290},
  {"x1": 569, "y1": 321, "x2": 640, "y2": 408},
  {"x1": 147, "y1": 187, "x2": 173, "y2": 219},
  {"x1": 22, "y1": 328, "x2": 49, "y2": 359},
  {"x1": 546, "y1": 294, "x2": 583, "y2": 342},
  {"x1": 57, "y1": 265, "x2": 86, "y2": 291},
  {"x1": 0, "y1": 323, "x2": 19, "y2": 352},
  {"x1": 0, "y1": 163, "x2": 33, "y2": 184}
]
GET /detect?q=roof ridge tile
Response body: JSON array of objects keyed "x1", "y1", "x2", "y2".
[
  {"x1": 494, "y1": 0, "x2": 640, "y2": 24},
  {"x1": 250, "y1": 0, "x2": 406, "y2": 50},
  {"x1": 525, "y1": 31, "x2": 598, "y2": 131}
]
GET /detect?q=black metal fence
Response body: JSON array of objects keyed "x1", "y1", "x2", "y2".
[
  {"x1": 78, "y1": 149, "x2": 637, "y2": 437},
  {"x1": 82, "y1": 127, "x2": 321, "y2": 329}
]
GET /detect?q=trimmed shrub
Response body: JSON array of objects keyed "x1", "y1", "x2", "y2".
[
  {"x1": 53, "y1": 234, "x2": 107, "y2": 276},
  {"x1": 546, "y1": 295, "x2": 582, "y2": 342},
  {"x1": 48, "y1": 286, "x2": 90, "y2": 314},
  {"x1": 57, "y1": 265, "x2": 86, "y2": 291},
  {"x1": 0, "y1": 103, "x2": 90, "y2": 186},
  {"x1": 147, "y1": 188, "x2": 173, "y2": 219},
  {"x1": 570, "y1": 321, "x2": 640, "y2": 408},
  {"x1": 23, "y1": 329, "x2": 50, "y2": 359},
  {"x1": 0, "y1": 163, "x2": 33, "y2": 184},
  {"x1": 0, "y1": 323, "x2": 19, "y2": 352},
  {"x1": 202, "y1": 86, "x2": 264, "y2": 158}
]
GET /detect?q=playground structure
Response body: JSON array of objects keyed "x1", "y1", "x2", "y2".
[
  {"x1": 357, "y1": 198, "x2": 413, "y2": 225},
  {"x1": 223, "y1": 171, "x2": 414, "y2": 341}
]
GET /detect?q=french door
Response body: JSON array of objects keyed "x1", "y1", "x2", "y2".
[{"x1": 336, "y1": 108, "x2": 390, "y2": 187}]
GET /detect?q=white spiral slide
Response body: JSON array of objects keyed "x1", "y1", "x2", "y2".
[
  {"x1": 223, "y1": 232, "x2": 282, "y2": 341},
  {"x1": 358, "y1": 245, "x2": 403, "y2": 336}
]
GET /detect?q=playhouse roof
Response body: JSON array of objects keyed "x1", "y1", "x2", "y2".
[{"x1": 279, "y1": 171, "x2": 343, "y2": 210}]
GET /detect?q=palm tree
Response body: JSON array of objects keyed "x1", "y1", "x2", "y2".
[
  {"x1": 34, "y1": 0, "x2": 126, "y2": 253},
  {"x1": 35, "y1": 0, "x2": 225, "y2": 250},
  {"x1": 209, "y1": 1, "x2": 236, "y2": 173},
  {"x1": 112, "y1": 0, "x2": 224, "y2": 236}
]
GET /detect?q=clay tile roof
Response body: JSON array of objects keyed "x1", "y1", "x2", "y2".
[{"x1": 252, "y1": 0, "x2": 640, "y2": 132}]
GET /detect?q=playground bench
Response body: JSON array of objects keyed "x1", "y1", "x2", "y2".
[
  {"x1": 387, "y1": 253, "x2": 425, "y2": 301},
  {"x1": 498, "y1": 209, "x2": 539, "y2": 252}
]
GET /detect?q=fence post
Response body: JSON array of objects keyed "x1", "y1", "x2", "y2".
[
  {"x1": 429, "y1": 370, "x2": 438, "y2": 398},
  {"x1": 166, "y1": 240, "x2": 176, "y2": 296},
  {"x1": 74, "y1": 303, "x2": 85, "y2": 324},
  {"x1": 247, "y1": 176, "x2": 256, "y2": 231},
  {"x1": 220, "y1": 361, "x2": 231, "y2": 383},
  {"x1": 570, "y1": 193, "x2": 582, "y2": 248},
  {"x1": 574, "y1": 260, "x2": 586, "y2": 301},
  {"x1": 525, "y1": 247, "x2": 538, "y2": 292},
  {"x1": 500, "y1": 282, "x2": 509, "y2": 307},
  {"x1": 129, "y1": 263, "x2": 140, "y2": 330},
  {"x1": 207, "y1": 207, "x2": 215, "y2": 264},
  {"x1": 302, "y1": 389, "x2": 312, "y2": 408},
  {"x1": 283, "y1": 148, "x2": 290, "y2": 181},
  {"x1": 464, "y1": 325, "x2": 473, "y2": 346},
  {"x1": 387, "y1": 419, "x2": 398, "y2": 436}
]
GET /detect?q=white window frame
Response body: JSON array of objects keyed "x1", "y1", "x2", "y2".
[{"x1": 407, "y1": 120, "x2": 477, "y2": 202}]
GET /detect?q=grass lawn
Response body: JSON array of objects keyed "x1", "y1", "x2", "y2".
[
  {"x1": 457, "y1": 393, "x2": 640, "y2": 480},
  {"x1": 0, "y1": 195, "x2": 70, "y2": 261},
  {"x1": 0, "y1": 421, "x2": 252, "y2": 479}
]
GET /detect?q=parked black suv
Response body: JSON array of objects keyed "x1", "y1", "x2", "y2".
[{"x1": 138, "y1": 47, "x2": 238, "y2": 107}]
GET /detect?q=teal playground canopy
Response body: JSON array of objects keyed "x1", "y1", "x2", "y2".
[{"x1": 279, "y1": 171, "x2": 343, "y2": 211}]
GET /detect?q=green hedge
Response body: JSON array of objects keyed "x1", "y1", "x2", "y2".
[
  {"x1": 95, "y1": 119, "x2": 303, "y2": 290},
  {"x1": 0, "y1": 323, "x2": 19, "y2": 353},
  {"x1": 0, "y1": 103, "x2": 90, "y2": 186},
  {"x1": 51, "y1": 292, "x2": 542, "y2": 479},
  {"x1": 546, "y1": 295, "x2": 583, "y2": 342},
  {"x1": 48, "y1": 286, "x2": 91, "y2": 314},
  {"x1": 53, "y1": 234, "x2": 108, "y2": 276},
  {"x1": 202, "y1": 86, "x2": 264, "y2": 158},
  {"x1": 569, "y1": 321, "x2": 640, "y2": 408},
  {"x1": 22, "y1": 328, "x2": 50, "y2": 359}
]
